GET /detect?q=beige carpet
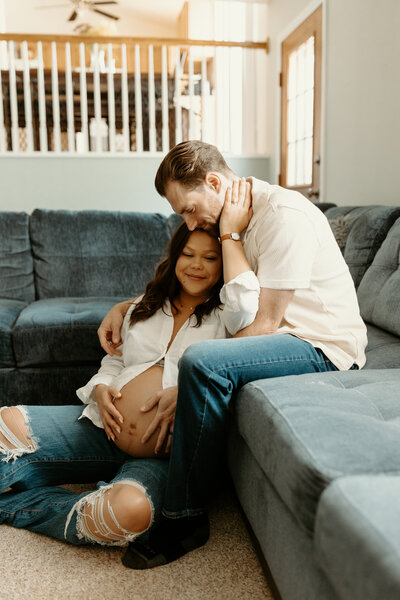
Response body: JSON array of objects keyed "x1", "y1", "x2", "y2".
[{"x1": 0, "y1": 482, "x2": 272, "y2": 600}]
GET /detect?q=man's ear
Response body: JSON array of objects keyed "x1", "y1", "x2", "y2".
[{"x1": 205, "y1": 172, "x2": 221, "y2": 193}]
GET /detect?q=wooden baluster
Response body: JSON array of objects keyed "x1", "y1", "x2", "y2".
[
  {"x1": 79, "y1": 42, "x2": 89, "y2": 152},
  {"x1": 65, "y1": 41, "x2": 75, "y2": 152},
  {"x1": 107, "y1": 43, "x2": 115, "y2": 153},
  {"x1": 8, "y1": 41, "x2": 19, "y2": 152},
  {"x1": 215, "y1": 46, "x2": 223, "y2": 150},
  {"x1": 121, "y1": 43, "x2": 130, "y2": 152},
  {"x1": 148, "y1": 44, "x2": 156, "y2": 152},
  {"x1": 92, "y1": 43, "x2": 102, "y2": 152},
  {"x1": 36, "y1": 42, "x2": 48, "y2": 152},
  {"x1": 188, "y1": 47, "x2": 194, "y2": 140},
  {"x1": 201, "y1": 52, "x2": 209, "y2": 143},
  {"x1": 161, "y1": 44, "x2": 169, "y2": 153},
  {"x1": 174, "y1": 46, "x2": 182, "y2": 145},
  {"x1": 134, "y1": 44, "x2": 143, "y2": 153},
  {"x1": 51, "y1": 41, "x2": 61, "y2": 152}
]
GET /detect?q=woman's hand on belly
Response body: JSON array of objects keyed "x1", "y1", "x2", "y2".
[
  {"x1": 93, "y1": 384, "x2": 124, "y2": 441},
  {"x1": 112, "y1": 365, "x2": 174, "y2": 458},
  {"x1": 140, "y1": 385, "x2": 178, "y2": 454}
]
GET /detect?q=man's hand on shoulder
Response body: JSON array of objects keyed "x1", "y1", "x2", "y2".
[{"x1": 98, "y1": 300, "x2": 132, "y2": 356}]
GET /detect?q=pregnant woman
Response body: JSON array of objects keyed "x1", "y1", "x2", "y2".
[{"x1": 0, "y1": 181, "x2": 258, "y2": 553}]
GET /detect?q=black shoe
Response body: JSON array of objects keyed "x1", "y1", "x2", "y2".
[{"x1": 121, "y1": 513, "x2": 210, "y2": 570}]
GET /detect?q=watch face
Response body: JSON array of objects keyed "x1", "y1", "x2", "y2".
[{"x1": 231, "y1": 232, "x2": 240, "y2": 241}]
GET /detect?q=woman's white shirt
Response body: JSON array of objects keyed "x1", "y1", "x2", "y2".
[{"x1": 76, "y1": 270, "x2": 260, "y2": 428}]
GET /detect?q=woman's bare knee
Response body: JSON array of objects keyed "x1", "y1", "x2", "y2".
[
  {"x1": 0, "y1": 407, "x2": 31, "y2": 449},
  {"x1": 79, "y1": 483, "x2": 152, "y2": 545},
  {"x1": 110, "y1": 483, "x2": 152, "y2": 532}
]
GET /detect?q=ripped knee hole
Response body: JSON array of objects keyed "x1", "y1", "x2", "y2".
[
  {"x1": 0, "y1": 406, "x2": 38, "y2": 461},
  {"x1": 65, "y1": 480, "x2": 153, "y2": 547}
]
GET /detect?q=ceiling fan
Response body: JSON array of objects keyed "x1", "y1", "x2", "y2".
[{"x1": 36, "y1": 0, "x2": 120, "y2": 22}]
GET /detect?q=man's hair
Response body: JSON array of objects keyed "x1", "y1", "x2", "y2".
[
  {"x1": 129, "y1": 222, "x2": 223, "y2": 328},
  {"x1": 155, "y1": 140, "x2": 232, "y2": 197}
]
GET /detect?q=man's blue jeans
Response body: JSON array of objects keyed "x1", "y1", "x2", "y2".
[
  {"x1": 163, "y1": 333, "x2": 340, "y2": 518},
  {"x1": 0, "y1": 405, "x2": 168, "y2": 545}
]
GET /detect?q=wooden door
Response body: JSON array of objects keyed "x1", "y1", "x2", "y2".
[{"x1": 279, "y1": 5, "x2": 322, "y2": 201}]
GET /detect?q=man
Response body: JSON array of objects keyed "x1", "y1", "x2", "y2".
[{"x1": 98, "y1": 140, "x2": 367, "y2": 569}]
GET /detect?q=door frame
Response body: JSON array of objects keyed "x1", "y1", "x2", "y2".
[{"x1": 275, "y1": 0, "x2": 327, "y2": 200}]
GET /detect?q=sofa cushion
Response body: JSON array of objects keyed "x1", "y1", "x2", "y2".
[
  {"x1": 0, "y1": 299, "x2": 27, "y2": 367},
  {"x1": 13, "y1": 297, "x2": 126, "y2": 367},
  {"x1": 0, "y1": 212, "x2": 35, "y2": 302},
  {"x1": 357, "y1": 217, "x2": 400, "y2": 337},
  {"x1": 30, "y1": 210, "x2": 179, "y2": 299},
  {"x1": 324, "y1": 206, "x2": 400, "y2": 288},
  {"x1": 0, "y1": 365, "x2": 99, "y2": 407},
  {"x1": 234, "y1": 369, "x2": 400, "y2": 538},
  {"x1": 365, "y1": 323, "x2": 400, "y2": 368},
  {"x1": 315, "y1": 476, "x2": 400, "y2": 600}
]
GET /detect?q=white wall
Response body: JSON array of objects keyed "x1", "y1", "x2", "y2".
[
  {"x1": 0, "y1": 155, "x2": 271, "y2": 214},
  {"x1": 267, "y1": 0, "x2": 400, "y2": 206},
  {"x1": 323, "y1": 0, "x2": 400, "y2": 206}
]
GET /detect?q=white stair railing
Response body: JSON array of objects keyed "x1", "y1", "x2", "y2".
[{"x1": 0, "y1": 34, "x2": 268, "y2": 154}]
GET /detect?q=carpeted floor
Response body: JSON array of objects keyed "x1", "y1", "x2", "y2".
[{"x1": 0, "y1": 482, "x2": 272, "y2": 600}]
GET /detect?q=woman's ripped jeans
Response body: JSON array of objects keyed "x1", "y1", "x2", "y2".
[{"x1": 0, "y1": 405, "x2": 168, "y2": 546}]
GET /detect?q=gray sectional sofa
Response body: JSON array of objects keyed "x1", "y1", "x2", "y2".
[
  {"x1": 1, "y1": 205, "x2": 400, "y2": 599},
  {"x1": 0, "y1": 209, "x2": 182, "y2": 403},
  {"x1": 228, "y1": 204, "x2": 400, "y2": 600}
]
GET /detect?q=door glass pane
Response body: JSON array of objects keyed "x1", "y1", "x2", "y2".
[
  {"x1": 287, "y1": 99, "x2": 296, "y2": 143},
  {"x1": 296, "y1": 139, "x2": 305, "y2": 186},
  {"x1": 287, "y1": 142, "x2": 296, "y2": 187},
  {"x1": 304, "y1": 89, "x2": 314, "y2": 138},
  {"x1": 286, "y1": 35, "x2": 315, "y2": 187},
  {"x1": 288, "y1": 53, "x2": 297, "y2": 100}
]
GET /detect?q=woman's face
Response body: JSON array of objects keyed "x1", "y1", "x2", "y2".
[{"x1": 175, "y1": 230, "x2": 222, "y2": 298}]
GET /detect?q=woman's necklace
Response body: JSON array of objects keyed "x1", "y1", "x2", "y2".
[{"x1": 178, "y1": 300, "x2": 196, "y2": 311}]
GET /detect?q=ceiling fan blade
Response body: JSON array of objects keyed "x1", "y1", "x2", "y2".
[
  {"x1": 93, "y1": 7, "x2": 119, "y2": 20},
  {"x1": 68, "y1": 10, "x2": 78, "y2": 21},
  {"x1": 35, "y1": 4, "x2": 71, "y2": 8}
]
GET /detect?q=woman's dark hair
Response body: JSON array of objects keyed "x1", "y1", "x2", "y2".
[{"x1": 129, "y1": 222, "x2": 223, "y2": 328}]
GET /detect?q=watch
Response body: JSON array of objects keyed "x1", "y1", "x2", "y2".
[{"x1": 219, "y1": 232, "x2": 241, "y2": 243}]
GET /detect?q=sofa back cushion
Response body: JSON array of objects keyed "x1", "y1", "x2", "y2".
[
  {"x1": 0, "y1": 211, "x2": 35, "y2": 302},
  {"x1": 30, "y1": 209, "x2": 182, "y2": 298},
  {"x1": 324, "y1": 206, "x2": 400, "y2": 288},
  {"x1": 357, "y1": 217, "x2": 400, "y2": 336}
]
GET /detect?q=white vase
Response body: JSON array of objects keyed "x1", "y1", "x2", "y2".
[{"x1": 90, "y1": 49, "x2": 106, "y2": 71}]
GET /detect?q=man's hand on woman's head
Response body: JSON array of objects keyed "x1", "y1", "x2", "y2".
[
  {"x1": 97, "y1": 300, "x2": 132, "y2": 356},
  {"x1": 219, "y1": 177, "x2": 253, "y2": 237},
  {"x1": 140, "y1": 386, "x2": 178, "y2": 454},
  {"x1": 94, "y1": 384, "x2": 124, "y2": 441}
]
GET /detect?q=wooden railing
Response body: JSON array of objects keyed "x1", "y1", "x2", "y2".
[{"x1": 0, "y1": 33, "x2": 269, "y2": 155}]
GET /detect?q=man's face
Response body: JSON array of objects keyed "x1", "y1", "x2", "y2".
[{"x1": 165, "y1": 175, "x2": 227, "y2": 234}]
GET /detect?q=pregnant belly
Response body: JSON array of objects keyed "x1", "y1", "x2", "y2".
[{"x1": 112, "y1": 365, "x2": 167, "y2": 458}]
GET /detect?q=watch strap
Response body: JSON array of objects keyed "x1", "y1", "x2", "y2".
[{"x1": 219, "y1": 232, "x2": 240, "y2": 242}]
